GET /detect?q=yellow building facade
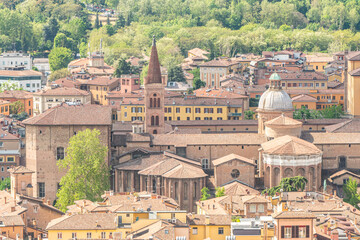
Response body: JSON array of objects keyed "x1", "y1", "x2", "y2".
[
  {"x1": 347, "y1": 53, "x2": 360, "y2": 117},
  {"x1": 189, "y1": 223, "x2": 231, "y2": 240},
  {"x1": 0, "y1": 100, "x2": 10, "y2": 116},
  {"x1": 119, "y1": 104, "x2": 243, "y2": 122}
]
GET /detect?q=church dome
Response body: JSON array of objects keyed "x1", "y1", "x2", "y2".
[{"x1": 258, "y1": 73, "x2": 293, "y2": 111}]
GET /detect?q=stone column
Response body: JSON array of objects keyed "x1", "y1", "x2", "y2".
[
  {"x1": 146, "y1": 176, "x2": 151, "y2": 193},
  {"x1": 130, "y1": 171, "x2": 135, "y2": 192},
  {"x1": 305, "y1": 166, "x2": 310, "y2": 191},
  {"x1": 140, "y1": 175, "x2": 144, "y2": 192},
  {"x1": 318, "y1": 164, "x2": 322, "y2": 191},
  {"x1": 269, "y1": 165, "x2": 274, "y2": 188},
  {"x1": 156, "y1": 176, "x2": 161, "y2": 195},
  {"x1": 168, "y1": 178, "x2": 172, "y2": 198},
  {"x1": 189, "y1": 179, "x2": 194, "y2": 213},
  {"x1": 114, "y1": 169, "x2": 119, "y2": 192},
  {"x1": 121, "y1": 171, "x2": 126, "y2": 192},
  {"x1": 179, "y1": 179, "x2": 184, "y2": 208}
]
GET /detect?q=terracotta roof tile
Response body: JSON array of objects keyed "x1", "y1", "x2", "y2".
[
  {"x1": 213, "y1": 153, "x2": 255, "y2": 166},
  {"x1": 261, "y1": 135, "x2": 322, "y2": 156},
  {"x1": 187, "y1": 214, "x2": 231, "y2": 225},
  {"x1": 145, "y1": 38, "x2": 162, "y2": 85},
  {"x1": 0, "y1": 70, "x2": 42, "y2": 77},
  {"x1": 0, "y1": 90, "x2": 33, "y2": 99},
  {"x1": 222, "y1": 180, "x2": 259, "y2": 196},
  {"x1": 8, "y1": 166, "x2": 34, "y2": 174},
  {"x1": 278, "y1": 71, "x2": 327, "y2": 81},
  {"x1": 23, "y1": 104, "x2": 112, "y2": 126},
  {"x1": 328, "y1": 170, "x2": 360, "y2": 181},
  {"x1": 292, "y1": 94, "x2": 318, "y2": 102},
  {"x1": 0, "y1": 215, "x2": 25, "y2": 226},
  {"x1": 200, "y1": 58, "x2": 238, "y2": 67},
  {"x1": 264, "y1": 114, "x2": 302, "y2": 126},
  {"x1": 33, "y1": 87, "x2": 90, "y2": 96},
  {"x1": 273, "y1": 211, "x2": 315, "y2": 219},
  {"x1": 46, "y1": 213, "x2": 117, "y2": 230}
]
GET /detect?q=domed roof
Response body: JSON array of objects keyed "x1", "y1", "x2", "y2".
[
  {"x1": 269, "y1": 73, "x2": 281, "y2": 81},
  {"x1": 258, "y1": 89, "x2": 293, "y2": 111}
]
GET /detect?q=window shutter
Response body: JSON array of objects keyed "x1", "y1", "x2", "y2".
[
  {"x1": 281, "y1": 226, "x2": 284, "y2": 238},
  {"x1": 292, "y1": 226, "x2": 296, "y2": 238},
  {"x1": 306, "y1": 226, "x2": 310, "y2": 238},
  {"x1": 295, "y1": 226, "x2": 299, "y2": 238}
]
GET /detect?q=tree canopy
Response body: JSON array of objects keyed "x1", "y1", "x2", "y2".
[
  {"x1": 262, "y1": 176, "x2": 308, "y2": 197},
  {"x1": 49, "y1": 47, "x2": 73, "y2": 72},
  {"x1": 56, "y1": 129, "x2": 110, "y2": 212},
  {"x1": 343, "y1": 178, "x2": 360, "y2": 210}
]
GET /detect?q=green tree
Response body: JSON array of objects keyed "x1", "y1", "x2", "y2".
[
  {"x1": 49, "y1": 47, "x2": 73, "y2": 72},
  {"x1": 215, "y1": 187, "x2": 225, "y2": 197},
  {"x1": 168, "y1": 65, "x2": 185, "y2": 82},
  {"x1": 10, "y1": 101, "x2": 24, "y2": 114},
  {"x1": 56, "y1": 129, "x2": 110, "y2": 212},
  {"x1": 190, "y1": 68, "x2": 205, "y2": 90},
  {"x1": 0, "y1": 81, "x2": 22, "y2": 92},
  {"x1": 114, "y1": 58, "x2": 131, "y2": 77},
  {"x1": 201, "y1": 187, "x2": 211, "y2": 200},
  {"x1": 105, "y1": 25, "x2": 115, "y2": 36},
  {"x1": 115, "y1": 14, "x2": 126, "y2": 29},
  {"x1": 244, "y1": 110, "x2": 255, "y2": 120},
  {"x1": 43, "y1": 17, "x2": 59, "y2": 42},
  {"x1": 49, "y1": 68, "x2": 70, "y2": 82},
  {"x1": 94, "y1": 12, "x2": 100, "y2": 29},
  {"x1": 343, "y1": 178, "x2": 360, "y2": 210},
  {"x1": 262, "y1": 176, "x2": 308, "y2": 196},
  {"x1": 0, "y1": 177, "x2": 10, "y2": 190},
  {"x1": 107, "y1": 15, "x2": 111, "y2": 25}
]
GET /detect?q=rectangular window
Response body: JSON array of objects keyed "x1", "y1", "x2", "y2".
[
  {"x1": 310, "y1": 83, "x2": 313, "y2": 87},
  {"x1": 6, "y1": 157, "x2": 14, "y2": 162},
  {"x1": 316, "y1": 83, "x2": 319, "y2": 87},
  {"x1": 299, "y1": 226, "x2": 307, "y2": 238},
  {"x1": 57, "y1": 233, "x2": 62, "y2": 239},
  {"x1": 195, "y1": 117, "x2": 200, "y2": 120},
  {"x1": 101, "y1": 232, "x2": 106, "y2": 239},
  {"x1": 299, "y1": 83, "x2": 302, "y2": 87},
  {"x1": 72, "y1": 233, "x2": 77, "y2": 239},
  {"x1": 26, "y1": 83, "x2": 30, "y2": 88},
  {"x1": 195, "y1": 108, "x2": 201, "y2": 113},
  {"x1": 164, "y1": 117, "x2": 167, "y2": 121},
  {"x1": 249, "y1": 204, "x2": 256, "y2": 213},
  {"x1": 186, "y1": 108, "x2": 191, "y2": 113},
  {"x1": 258, "y1": 204, "x2": 264, "y2": 212},
  {"x1": 168, "y1": 107, "x2": 172, "y2": 113},
  {"x1": 177, "y1": 117, "x2": 180, "y2": 120},
  {"x1": 87, "y1": 232, "x2": 92, "y2": 239},
  {"x1": 284, "y1": 226, "x2": 292, "y2": 238},
  {"x1": 217, "y1": 117, "x2": 222, "y2": 120},
  {"x1": 38, "y1": 182, "x2": 45, "y2": 198},
  {"x1": 164, "y1": 108, "x2": 167, "y2": 113},
  {"x1": 57, "y1": 147, "x2": 64, "y2": 160},
  {"x1": 218, "y1": 227, "x2": 224, "y2": 235},
  {"x1": 304, "y1": 83, "x2": 308, "y2": 87},
  {"x1": 209, "y1": 108, "x2": 214, "y2": 113},
  {"x1": 321, "y1": 83, "x2": 325, "y2": 87},
  {"x1": 192, "y1": 227, "x2": 198, "y2": 235},
  {"x1": 0, "y1": 142, "x2": 3, "y2": 147},
  {"x1": 176, "y1": 108, "x2": 180, "y2": 113},
  {"x1": 0, "y1": 157, "x2": 3, "y2": 162},
  {"x1": 131, "y1": 107, "x2": 136, "y2": 113},
  {"x1": 124, "y1": 112, "x2": 127, "y2": 118},
  {"x1": 217, "y1": 108, "x2": 222, "y2": 113}
]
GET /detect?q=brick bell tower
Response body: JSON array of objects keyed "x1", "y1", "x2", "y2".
[{"x1": 144, "y1": 36, "x2": 165, "y2": 134}]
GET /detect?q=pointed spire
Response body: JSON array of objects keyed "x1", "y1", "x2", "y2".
[
  {"x1": 145, "y1": 36, "x2": 162, "y2": 85},
  {"x1": 152, "y1": 35, "x2": 156, "y2": 46}
]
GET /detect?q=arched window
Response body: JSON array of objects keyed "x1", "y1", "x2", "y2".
[
  {"x1": 150, "y1": 98, "x2": 153, "y2": 108},
  {"x1": 152, "y1": 178, "x2": 156, "y2": 193},
  {"x1": 157, "y1": 98, "x2": 160, "y2": 108},
  {"x1": 151, "y1": 116, "x2": 155, "y2": 126},
  {"x1": 155, "y1": 116, "x2": 159, "y2": 126},
  {"x1": 56, "y1": 147, "x2": 64, "y2": 160},
  {"x1": 153, "y1": 130, "x2": 157, "y2": 134},
  {"x1": 184, "y1": 182, "x2": 188, "y2": 200},
  {"x1": 193, "y1": 182, "x2": 197, "y2": 199},
  {"x1": 174, "y1": 182, "x2": 178, "y2": 200},
  {"x1": 339, "y1": 156, "x2": 347, "y2": 169}
]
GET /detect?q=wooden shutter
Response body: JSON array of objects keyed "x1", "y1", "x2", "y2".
[
  {"x1": 292, "y1": 226, "x2": 296, "y2": 238},
  {"x1": 281, "y1": 226, "x2": 284, "y2": 238},
  {"x1": 306, "y1": 225, "x2": 310, "y2": 238}
]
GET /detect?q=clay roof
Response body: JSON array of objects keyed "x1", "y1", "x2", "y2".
[
  {"x1": 327, "y1": 80, "x2": 343, "y2": 89},
  {"x1": 222, "y1": 180, "x2": 259, "y2": 196},
  {"x1": 278, "y1": 71, "x2": 327, "y2": 81},
  {"x1": 0, "y1": 215, "x2": 25, "y2": 226},
  {"x1": 114, "y1": 153, "x2": 164, "y2": 171},
  {"x1": 68, "y1": 58, "x2": 89, "y2": 67},
  {"x1": 261, "y1": 135, "x2": 322, "y2": 156},
  {"x1": 188, "y1": 48, "x2": 209, "y2": 57},
  {"x1": 302, "y1": 132, "x2": 360, "y2": 144},
  {"x1": 213, "y1": 153, "x2": 255, "y2": 166},
  {"x1": 83, "y1": 76, "x2": 119, "y2": 86},
  {"x1": 305, "y1": 54, "x2": 333, "y2": 63},
  {"x1": 151, "y1": 133, "x2": 266, "y2": 146},
  {"x1": 285, "y1": 88, "x2": 344, "y2": 95},
  {"x1": 104, "y1": 194, "x2": 180, "y2": 212},
  {"x1": 348, "y1": 68, "x2": 360, "y2": 76},
  {"x1": 292, "y1": 94, "x2": 318, "y2": 102},
  {"x1": 347, "y1": 51, "x2": 360, "y2": 61},
  {"x1": 194, "y1": 88, "x2": 247, "y2": 99},
  {"x1": 264, "y1": 114, "x2": 302, "y2": 126},
  {"x1": 187, "y1": 214, "x2": 231, "y2": 225},
  {"x1": 164, "y1": 97, "x2": 245, "y2": 107},
  {"x1": 325, "y1": 119, "x2": 360, "y2": 133},
  {"x1": 46, "y1": 213, "x2": 117, "y2": 230},
  {"x1": 328, "y1": 170, "x2": 360, "y2": 181},
  {"x1": 0, "y1": 90, "x2": 32, "y2": 99},
  {"x1": 273, "y1": 211, "x2": 315, "y2": 219},
  {"x1": 145, "y1": 38, "x2": 162, "y2": 85},
  {"x1": 8, "y1": 166, "x2": 34, "y2": 174},
  {"x1": 162, "y1": 162, "x2": 207, "y2": 179},
  {"x1": 0, "y1": 191, "x2": 27, "y2": 216},
  {"x1": 52, "y1": 78, "x2": 76, "y2": 88},
  {"x1": 23, "y1": 104, "x2": 112, "y2": 126},
  {"x1": 0, "y1": 70, "x2": 42, "y2": 77},
  {"x1": 33, "y1": 87, "x2": 90, "y2": 96},
  {"x1": 199, "y1": 58, "x2": 238, "y2": 67},
  {"x1": 168, "y1": 119, "x2": 258, "y2": 127},
  {"x1": 0, "y1": 129, "x2": 19, "y2": 140}
]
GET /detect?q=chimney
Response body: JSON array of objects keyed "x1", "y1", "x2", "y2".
[
  {"x1": 331, "y1": 230, "x2": 339, "y2": 240},
  {"x1": 205, "y1": 215, "x2": 210, "y2": 225}
]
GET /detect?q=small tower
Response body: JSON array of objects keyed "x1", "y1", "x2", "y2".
[{"x1": 144, "y1": 36, "x2": 165, "y2": 134}]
